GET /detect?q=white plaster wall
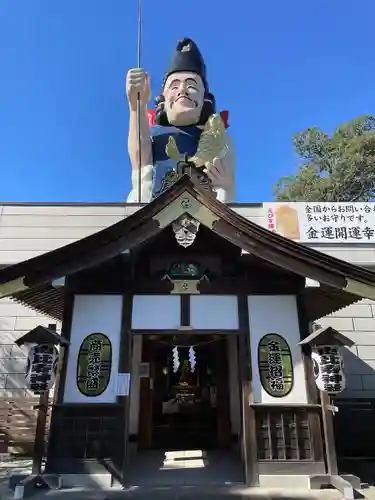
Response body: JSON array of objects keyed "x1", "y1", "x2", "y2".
[
  {"x1": 0, "y1": 204, "x2": 140, "y2": 264},
  {"x1": 0, "y1": 202, "x2": 375, "y2": 400},
  {"x1": 132, "y1": 295, "x2": 180, "y2": 330},
  {"x1": 1, "y1": 202, "x2": 374, "y2": 266},
  {"x1": 190, "y1": 296, "x2": 239, "y2": 330},
  {"x1": 63, "y1": 295, "x2": 123, "y2": 404},
  {"x1": 248, "y1": 295, "x2": 307, "y2": 404}
]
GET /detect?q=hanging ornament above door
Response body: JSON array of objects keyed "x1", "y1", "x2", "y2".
[
  {"x1": 188, "y1": 346, "x2": 196, "y2": 372},
  {"x1": 172, "y1": 346, "x2": 180, "y2": 373}
]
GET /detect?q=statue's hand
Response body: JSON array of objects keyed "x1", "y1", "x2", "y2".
[
  {"x1": 126, "y1": 68, "x2": 151, "y2": 110},
  {"x1": 204, "y1": 157, "x2": 234, "y2": 193}
]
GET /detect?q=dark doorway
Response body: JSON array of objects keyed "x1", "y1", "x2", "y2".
[{"x1": 138, "y1": 334, "x2": 232, "y2": 451}]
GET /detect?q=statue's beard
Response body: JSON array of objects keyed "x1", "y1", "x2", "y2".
[{"x1": 166, "y1": 105, "x2": 202, "y2": 126}]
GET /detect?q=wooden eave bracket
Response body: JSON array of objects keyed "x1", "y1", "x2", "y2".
[
  {"x1": 52, "y1": 277, "x2": 65, "y2": 288},
  {"x1": 344, "y1": 278, "x2": 375, "y2": 301},
  {"x1": 305, "y1": 278, "x2": 320, "y2": 288},
  {"x1": 0, "y1": 275, "x2": 66, "y2": 300},
  {"x1": 0, "y1": 277, "x2": 28, "y2": 299}
]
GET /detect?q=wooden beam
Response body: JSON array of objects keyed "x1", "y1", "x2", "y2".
[
  {"x1": 54, "y1": 286, "x2": 75, "y2": 404},
  {"x1": 296, "y1": 295, "x2": 324, "y2": 463},
  {"x1": 119, "y1": 295, "x2": 133, "y2": 485},
  {"x1": 212, "y1": 219, "x2": 347, "y2": 290},
  {"x1": 23, "y1": 219, "x2": 162, "y2": 289},
  {"x1": 237, "y1": 294, "x2": 259, "y2": 486},
  {"x1": 180, "y1": 295, "x2": 190, "y2": 327}
]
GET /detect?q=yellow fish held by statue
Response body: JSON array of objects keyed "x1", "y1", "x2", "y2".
[{"x1": 165, "y1": 113, "x2": 229, "y2": 169}]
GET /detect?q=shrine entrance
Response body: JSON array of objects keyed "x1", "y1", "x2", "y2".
[
  {"x1": 138, "y1": 334, "x2": 234, "y2": 451},
  {"x1": 128, "y1": 333, "x2": 245, "y2": 487}
]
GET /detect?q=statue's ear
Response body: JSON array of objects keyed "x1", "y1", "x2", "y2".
[
  {"x1": 154, "y1": 94, "x2": 170, "y2": 126},
  {"x1": 154, "y1": 94, "x2": 164, "y2": 108},
  {"x1": 204, "y1": 92, "x2": 216, "y2": 111},
  {"x1": 199, "y1": 92, "x2": 216, "y2": 125}
]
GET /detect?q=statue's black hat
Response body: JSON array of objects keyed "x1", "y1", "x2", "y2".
[{"x1": 163, "y1": 38, "x2": 208, "y2": 90}]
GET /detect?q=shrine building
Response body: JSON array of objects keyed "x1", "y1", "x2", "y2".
[{"x1": 0, "y1": 180, "x2": 375, "y2": 489}]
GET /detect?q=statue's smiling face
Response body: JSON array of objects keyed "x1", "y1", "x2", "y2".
[{"x1": 163, "y1": 71, "x2": 205, "y2": 126}]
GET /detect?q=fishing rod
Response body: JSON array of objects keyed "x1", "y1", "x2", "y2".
[{"x1": 136, "y1": 0, "x2": 143, "y2": 204}]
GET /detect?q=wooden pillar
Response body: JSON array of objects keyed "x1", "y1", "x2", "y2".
[
  {"x1": 32, "y1": 391, "x2": 49, "y2": 475},
  {"x1": 54, "y1": 290, "x2": 74, "y2": 404},
  {"x1": 237, "y1": 295, "x2": 259, "y2": 486},
  {"x1": 138, "y1": 338, "x2": 154, "y2": 449},
  {"x1": 180, "y1": 295, "x2": 190, "y2": 327},
  {"x1": 297, "y1": 295, "x2": 324, "y2": 463},
  {"x1": 320, "y1": 391, "x2": 338, "y2": 475},
  {"x1": 33, "y1": 324, "x2": 58, "y2": 475},
  {"x1": 45, "y1": 290, "x2": 73, "y2": 469},
  {"x1": 297, "y1": 295, "x2": 318, "y2": 403},
  {"x1": 119, "y1": 295, "x2": 133, "y2": 483},
  {"x1": 215, "y1": 338, "x2": 231, "y2": 448}
]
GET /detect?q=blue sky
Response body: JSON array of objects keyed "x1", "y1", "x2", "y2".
[{"x1": 1, "y1": 0, "x2": 374, "y2": 203}]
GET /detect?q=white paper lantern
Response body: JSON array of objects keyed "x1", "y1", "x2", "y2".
[
  {"x1": 25, "y1": 344, "x2": 59, "y2": 394},
  {"x1": 311, "y1": 345, "x2": 345, "y2": 395}
]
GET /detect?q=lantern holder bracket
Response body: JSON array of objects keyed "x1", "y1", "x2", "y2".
[
  {"x1": 33, "y1": 403, "x2": 48, "y2": 413},
  {"x1": 299, "y1": 326, "x2": 361, "y2": 499},
  {"x1": 10, "y1": 323, "x2": 64, "y2": 497},
  {"x1": 11, "y1": 473, "x2": 62, "y2": 498},
  {"x1": 308, "y1": 473, "x2": 361, "y2": 500},
  {"x1": 308, "y1": 391, "x2": 362, "y2": 499}
]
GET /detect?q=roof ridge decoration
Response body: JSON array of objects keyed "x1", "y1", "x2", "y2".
[
  {"x1": 172, "y1": 215, "x2": 200, "y2": 247},
  {"x1": 152, "y1": 190, "x2": 220, "y2": 230}
]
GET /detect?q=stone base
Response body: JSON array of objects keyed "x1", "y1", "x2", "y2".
[
  {"x1": 58, "y1": 473, "x2": 122, "y2": 490},
  {"x1": 259, "y1": 474, "x2": 310, "y2": 489},
  {"x1": 309, "y1": 474, "x2": 361, "y2": 499},
  {"x1": 38, "y1": 473, "x2": 311, "y2": 491},
  {"x1": 9, "y1": 474, "x2": 61, "y2": 498},
  {"x1": 9, "y1": 471, "x2": 362, "y2": 496}
]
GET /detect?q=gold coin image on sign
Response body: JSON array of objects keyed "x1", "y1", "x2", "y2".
[{"x1": 275, "y1": 205, "x2": 300, "y2": 240}]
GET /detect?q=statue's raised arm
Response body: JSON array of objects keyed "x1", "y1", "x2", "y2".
[
  {"x1": 126, "y1": 38, "x2": 236, "y2": 203},
  {"x1": 126, "y1": 68, "x2": 153, "y2": 202}
]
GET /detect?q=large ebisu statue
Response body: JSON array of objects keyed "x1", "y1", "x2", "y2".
[{"x1": 126, "y1": 38, "x2": 236, "y2": 203}]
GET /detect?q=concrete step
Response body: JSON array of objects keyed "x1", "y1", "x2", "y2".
[{"x1": 0, "y1": 485, "x2": 354, "y2": 500}]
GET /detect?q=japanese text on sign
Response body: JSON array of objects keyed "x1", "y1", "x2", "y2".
[
  {"x1": 85, "y1": 339, "x2": 103, "y2": 391},
  {"x1": 76, "y1": 333, "x2": 112, "y2": 398},
  {"x1": 27, "y1": 345, "x2": 57, "y2": 394},
  {"x1": 267, "y1": 340, "x2": 285, "y2": 393},
  {"x1": 313, "y1": 345, "x2": 345, "y2": 395},
  {"x1": 305, "y1": 204, "x2": 375, "y2": 241},
  {"x1": 264, "y1": 202, "x2": 375, "y2": 243}
]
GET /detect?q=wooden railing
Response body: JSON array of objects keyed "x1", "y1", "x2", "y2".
[
  {"x1": 253, "y1": 404, "x2": 322, "y2": 462},
  {"x1": 47, "y1": 404, "x2": 124, "y2": 461},
  {"x1": 0, "y1": 398, "x2": 52, "y2": 456}
]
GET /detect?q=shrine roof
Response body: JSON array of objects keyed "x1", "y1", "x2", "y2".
[{"x1": 0, "y1": 175, "x2": 374, "y2": 322}]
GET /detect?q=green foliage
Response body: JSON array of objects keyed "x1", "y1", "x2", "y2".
[{"x1": 273, "y1": 115, "x2": 375, "y2": 202}]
